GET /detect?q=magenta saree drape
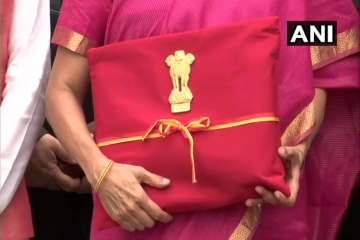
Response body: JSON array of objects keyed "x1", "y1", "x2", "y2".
[{"x1": 52, "y1": 0, "x2": 360, "y2": 239}]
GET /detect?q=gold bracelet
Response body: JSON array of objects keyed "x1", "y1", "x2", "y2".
[{"x1": 94, "y1": 160, "x2": 114, "y2": 192}]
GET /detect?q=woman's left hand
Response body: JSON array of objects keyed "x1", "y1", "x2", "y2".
[{"x1": 245, "y1": 143, "x2": 308, "y2": 207}]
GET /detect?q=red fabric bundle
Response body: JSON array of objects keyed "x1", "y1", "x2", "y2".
[{"x1": 88, "y1": 16, "x2": 290, "y2": 230}]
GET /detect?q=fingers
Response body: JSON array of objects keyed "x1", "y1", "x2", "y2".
[
  {"x1": 110, "y1": 192, "x2": 156, "y2": 231},
  {"x1": 279, "y1": 146, "x2": 305, "y2": 168},
  {"x1": 120, "y1": 220, "x2": 135, "y2": 232},
  {"x1": 133, "y1": 166, "x2": 170, "y2": 189},
  {"x1": 77, "y1": 177, "x2": 92, "y2": 193},
  {"x1": 271, "y1": 144, "x2": 304, "y2": 207},
  {"x1": 125, "y1": 200, "x2": 155, "y2": 229},
  {"x1": 52, "y1": 167, "x2": 81, "y2": 192},
  {"x1": 115, "y1": 211, "x2": 138, "y2": 232},
  {"x1": 252, "y1": 157, "x2": 301, "y2": 207},
  {"x1": 255, "y1": 186, "x2": 278, "y2": 205},
  {"x1": 103, "y1": 200, "x2": 137, "y2": 232},
  {"x1": 137, "y1": 190, "x2": 173, "y2": 224},
  {"x1": 53, "y1": 140, "x2": 76, "y2": 165},
  {"x1": 281, "y1": 147, "x2": 302, "y2": 206},
  {"x1": 278, "y1": 146, "x2": 298, "y2": 160},
  {"x1": 288, "y1": 157, "x2": 302, "y2": 186},
  {"x1": 254, "y1": 166, "x2": 300, "y2": 207},
  {"x1": 252, "y1": 185, "x2": 300, "y2": 207},
  {"x1": 130, "y1": 169, "x2": 173, "y2": 223},
  {"x1": 278, "y1": 161, "x2": 301, "y2": 207},
  {"x1": 274, "y1": 191, "x2": 295, "y2": 207},
  {"x1": 274, "y1": 187, "x2": 298, "y2": 207},
  {"x1": 245, "y1": 198, "x2": 263, "y2": 207},
  {"x1": 112, "y1": 194, "x2": 159, "y2": 231},
  {"x1": 120, "y1": 212, "x2": 149, "y2": 232},
  {"x1": 133, "y1": 209, "x2": 155, "y2": 229},
  {"x1": 99, "y1": 164, "x2": 172, "y2": 232},
  {"x1": 123, "y1": 213, "x2": 146, "y2": 231}
]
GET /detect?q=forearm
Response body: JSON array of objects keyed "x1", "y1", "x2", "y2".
[
  {"x1": 46, "y1": 87, "x2": 103, "y2": 186},
  {"x1": 46, "y1": 47, "x2": 104, "y2": 186}
]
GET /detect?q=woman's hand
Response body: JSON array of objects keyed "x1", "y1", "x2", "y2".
[
  {"x1": 245, "y1": 143, "x2": 308, "y2": 207},
  {"x1": 97, "y1": 162, "x2": 173, "y2": 232},
  {"x1": 245, "y1": 89, "x2": 326, "y2": 207}
]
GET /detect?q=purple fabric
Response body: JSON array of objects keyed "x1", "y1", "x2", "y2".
[{"x1": 54, "y1": 0, "x2": 360, "y2": 239}]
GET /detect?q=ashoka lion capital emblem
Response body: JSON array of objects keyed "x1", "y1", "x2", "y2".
[{"x1": 166, "y1": 50, "x2": 195, "y2": 113}]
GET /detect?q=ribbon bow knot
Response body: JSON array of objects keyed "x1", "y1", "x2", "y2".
[{"x1": 142, "y1": 117, "x2": 211, "y2": 183}]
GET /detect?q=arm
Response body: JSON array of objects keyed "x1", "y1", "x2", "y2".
[
  {"x1": 46, "y1": 47, "x2": 101, "y2": 185},
  {"x1": 0, "y1": 0, "x2": 50, "y2": 213},
  {"x1": 25, "y1": 122, "x2": 96, "y2": 193},
  {"x1": 46, "y1": 47, "x2": 172, "y2": 231}
]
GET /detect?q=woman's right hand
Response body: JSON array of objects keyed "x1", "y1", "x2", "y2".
[{"x1": 96, "y1": 161, "x2": 173, "y2": 232}]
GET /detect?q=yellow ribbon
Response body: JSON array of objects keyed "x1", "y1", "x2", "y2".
[
  {"x1": 142, "y1": 117, "x2": 211, "y2": 183},
  {"x1": 97, "y1": 115, "x2": 279, "y2": 183}
]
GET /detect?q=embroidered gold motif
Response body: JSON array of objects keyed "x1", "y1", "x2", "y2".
[
  {"x1": 166, "y1": 50, "x2": 195, "y2": 113},
  {"x1": 311, "y1": 26, "x2": 360, "y2": 69},
  {"x1": 229, "y1": 205, "x2": 262, "y2": 240},
  {"x1": 281, "y1": 97, "x2": 317, "y2": 146},
  {"x1": 52, "y1": 26, "x2": 98, "y2": 56}
]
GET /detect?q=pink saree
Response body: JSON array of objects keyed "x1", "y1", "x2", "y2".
[{"x1": 52, "y1": 0, "x2": 360, "y2": 239}]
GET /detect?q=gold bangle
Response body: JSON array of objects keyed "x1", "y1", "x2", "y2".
[{"x1": 94, "y1": 160, "x2": 114, "y2": 192}]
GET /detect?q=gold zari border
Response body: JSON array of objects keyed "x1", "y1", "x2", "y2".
[
  {"x1": 229, "y1": 205, "x2": 262, "y2": 240},
  {"x1": 311, "y1": 26, "x2": 360, "y2": 70},
  {"x1": 51, "y1": 26, "x2": 98, "y2": 56},
  {"x1": 281, "y1": 98, "x2": 317, "y2": 146}
]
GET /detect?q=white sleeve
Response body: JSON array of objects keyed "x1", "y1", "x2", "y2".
[{"x1": 0, "y1": 0, "x2": 50, "y2": 213}]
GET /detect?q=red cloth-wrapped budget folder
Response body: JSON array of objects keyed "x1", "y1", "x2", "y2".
[{"x1": 88, "y1": 16, "x2": 290, "y2": 230}]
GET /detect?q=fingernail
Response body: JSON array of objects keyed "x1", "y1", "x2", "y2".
[
  {"x1": 245, "y1": 200, "x2": 252, "y2": 207},
  {"x1": 278, "y1": 147, "x2": 285, "y2": 155},
  {"x1": 164, "y1": 215, "x2": 173, "y2": 223},
  {"x1": 275, "y1": 191, "x2": 283, "y2": 199},
  {"x1": 255, "y1": 186, "x2": 262, "y2": 194},
  {"x1": 162, "y1": 178, "x2": 170, "y2": 185}
]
